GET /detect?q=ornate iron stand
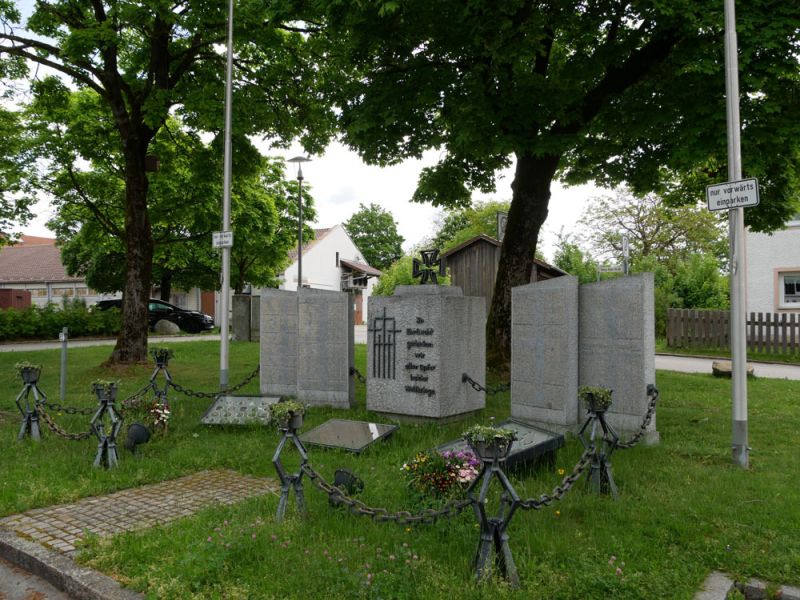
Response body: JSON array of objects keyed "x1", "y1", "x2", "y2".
[
  {"x1": 15, "y1": 369, "x2": 46, "y2": 441},
  {"x1": 149, "y1": 350, "x2": 172, "y2": 408},
  {"x1": 465, "y1": 444, "x2": 521, "y2": 588},
  {"x1": 578, "y1": 407, "x2": 620, "y2": 498},
  {"x1": 90, "y1": 384, "x2": 124, "y2": 468},
  {"x1": 272, "y1": 418, "x2": 308, "y2": 521}
]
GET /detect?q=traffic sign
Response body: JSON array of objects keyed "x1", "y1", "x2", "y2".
[
  {"x1": 706, "y1": 178, "x2": 759, "y2": 211},
  {"x1": 212, "y1": 231, "x2": 234, "y2": 248}
]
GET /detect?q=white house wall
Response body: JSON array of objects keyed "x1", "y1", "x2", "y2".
[
  {"x1": 279, "y1": 224, "x2": 377, "y2": 313},
  {"x1": 746, "y1": 217, "x2": 800, "y2": 315}
]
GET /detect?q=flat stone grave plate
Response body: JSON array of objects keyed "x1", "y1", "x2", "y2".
[
  {"x1": 299, "y1": 419, "x2": 398, "y2": 453},
  {"x1": 201, "y1": 395, "x2": 280, "y2": 425},
  {"x1": 436, "y1": 419, "x2": 565, "y2": 470}
]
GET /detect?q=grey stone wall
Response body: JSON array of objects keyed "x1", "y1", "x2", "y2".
[
  {"x1": 232, "y1": 294, "x2": 251, "y2": 342},
  {"x1": 509, "y1": 273, "x2": 657, "y2": 441},
  {"x1": 260, "y1": 289, "x2": 298, "y2": 397},
  {"x1": 259, "y1": 288, "x2": 354, "y2": 408},
  {"x1": 510, "y1": 276, "x2": 580, "y2": 430},
  {"x1": 366, "y1": 285, "x2": 485, "y2": 421},
  {"x1": 297, "y1": 288, "x2": 355, "y2": 408},
  {"x1": 250, "y1": 295, "x2": 260, "y2": 342},
  {"x1": 579, "y1": 273, "x2": 657, "y2": 438}
]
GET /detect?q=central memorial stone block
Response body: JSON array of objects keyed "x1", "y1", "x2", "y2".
[
  {"x1": 366, "y1": 285, "x2": 485, "y2": 421},
  {"x1": 260, "y1": 288, "x2": 354, "y2": 409}
]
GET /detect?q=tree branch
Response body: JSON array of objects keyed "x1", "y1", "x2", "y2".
[{"x1": 0, "y1": 41, "x2": 106, "y2": 96}]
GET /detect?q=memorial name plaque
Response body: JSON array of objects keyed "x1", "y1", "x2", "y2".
[
  {"x1": 200, "y1": 395, "x2": 280, "y2": 426},
  {"x1": 299, "y1": 419, "x2": 398, "y2": 453}
]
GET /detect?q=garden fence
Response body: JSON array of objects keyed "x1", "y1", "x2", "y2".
[{"x1": 666, "y1": 308, "x2": 800, "y2": 354}]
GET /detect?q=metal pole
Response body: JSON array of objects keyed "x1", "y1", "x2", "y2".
[
  {"x1": 297, "y1": 166, "x2": 303, "y2": 291},
  {"x1": 724, "y1": 0, "x2": 748, "y2": 468},
  {"x1": 219, "y1": 0, "x2": 234, "y2": 391},
  {"x1": 59, "y1": 327, "x2": 68, "y2": 402}
]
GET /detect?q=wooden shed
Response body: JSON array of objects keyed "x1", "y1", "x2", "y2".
[{"x1": 440, "y1": 234, "x2": 567, "y2": 316}]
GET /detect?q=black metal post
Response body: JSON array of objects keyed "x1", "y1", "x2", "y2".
[
  {"x1": 272, "y1": 424, "x2": 309, "y2": 521},
  {"x1": 578, "y1": 409, "x2": 620, "y2": 498},
  {"x1": 91, "y1": 388, "x2": 124, "y2": 468},
  {"x1": 465, "y1": 449, "x2": 521, "y2": 588},
  {"x1": 15, "y1": 381, "x2": 46, "y2": 441}
]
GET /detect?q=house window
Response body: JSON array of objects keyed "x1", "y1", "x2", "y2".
[{"x1": 780, "y1": 272, "x2": 800, "y2": 307}]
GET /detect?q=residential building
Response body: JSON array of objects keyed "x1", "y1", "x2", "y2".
[
  {"x1": 746, "y1": 213, "x2": 800, "y2": 315},
  {"x1": 276, "y1": 224, "x2": 381, "y2": 324}
]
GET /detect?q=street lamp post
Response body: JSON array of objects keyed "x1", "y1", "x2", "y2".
[{"x1": 288, "y1": 156, "x2": 311, "y2": 291}]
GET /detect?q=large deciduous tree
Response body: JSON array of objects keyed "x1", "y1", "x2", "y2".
[
  {"x1": 23, "y1": 86, "x2": 314, "y2": 299},
  {"x1": 343, "y1": 202, "x2": 403, "y2": 271},
  {"x1": 0, "y1": 0, "x2": 333, "y2": 363},
  {"x1": 577, "y1": 188, "x2": 727, "y2": 265},
  {"x1": 320, "y1": 1, "x2": 800, "y2": 368},
  {"x1": 0, "y1": 107, "x2": 33, "y2": 241}
]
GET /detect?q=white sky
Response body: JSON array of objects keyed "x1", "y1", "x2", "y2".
[{"x1": 18, "y1": 140, "x2": 599, "y2": 262}]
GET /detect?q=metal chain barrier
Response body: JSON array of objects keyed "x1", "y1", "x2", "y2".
[
  {"x1": 461, "y1": 373, "x2": 511, "y2": 396},
  {"x1": 615, "y1": 384, "x2": 659, "y2": 450},
  {"x1": 37, "y1": 404, "x2": 94, "y2": 441},
  {"x1": 301, "y1": 462, "x2": 474, "y2": 524},
  {"x1": 349, "y1": 367, "x2": 367, "y2": 384},
  {"x1": 519, "y1": 447, "x2": 594, "y2": 510},
  {"x1": 168, "y1": 365, "x2": 260, "y2": 399}
]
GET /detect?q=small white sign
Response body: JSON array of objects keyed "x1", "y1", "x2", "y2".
[
  {"x1": 212, "y1": 231, "x2": 234, "y2": 248},
  {"x1": 706, "y1": 178, "x2": 759, "y2": 211},
  {"x1": 622, "y1": 235, "x2": 629, "y2": 259},
  {"x1": 599, "y1": 264, "x2": 624, "y2": 273}
]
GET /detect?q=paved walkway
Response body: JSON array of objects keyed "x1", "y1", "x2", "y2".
[
  {"x1": 656, "y1": 354, "x2": 800, "y2": 380},
  {"x1": 0, "y1": 470, "x2": 278, "y2": 558}
]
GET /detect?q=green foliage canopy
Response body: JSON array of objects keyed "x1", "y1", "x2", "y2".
[{"x1": 343, "y1": 202, "x2": 404, "y2": 271}]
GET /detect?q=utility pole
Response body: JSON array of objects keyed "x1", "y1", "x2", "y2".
[{"x1": 724, "y1": 0, "x2": 749, "y2": 468}]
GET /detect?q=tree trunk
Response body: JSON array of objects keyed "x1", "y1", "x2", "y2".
[
  {"x1": 486, "y1": 153, "x2": 560, "y2": 373},
  {"x1": 108, "y1": 143, "x2": 154, "y2": 364},
  {"x1": 160, "y1": 271, "x2": 172, "y2": 302}
]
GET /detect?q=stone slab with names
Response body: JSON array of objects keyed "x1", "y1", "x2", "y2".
[
  {"x1": 436, "y1": 420, "x2": 565, "y2": 470},
  {"x1": 511, "y1": 273, "x2": 657, "y2": 442},
  {"x1": 260, "y1": 288, "x2": 355, "y2": 409},
  {"x1": 299, "y1": 419, "x2": 398, "y2": 453},
  {"x1": 200, "y1": 395, "x2": 280, "y2": 425},
  {"x1": 366, "y1": 285, "x2": 485, "y2": 421}
]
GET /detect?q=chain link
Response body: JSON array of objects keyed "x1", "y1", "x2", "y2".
[
  {"x1": 121, "y1": 382, "x2": 155, "y2": 411},
  {"x1": 169, "y1": 366, "x2": 260, "y2": 399},
  {"x1": 37, "y1": 405, "x2": 94, "y2": 441},
  {"x1": 519, "y1": 447, "x2": 594, "y2": 510},
  {"x1": 615, "y1": 385, "x2": 660, "y2": 450},
  {"x1": 349, "y1": 367, "x2": 367, "y2": 384},
  {"x1": 37, "y1": 398, "x2": 96, "y2": 416},
  {"x1": 461, "y1": 373, "x2": 511, "y2": 396},
  {"x1": 301, "y1": 463, "x2": 474, "y2": 524}
]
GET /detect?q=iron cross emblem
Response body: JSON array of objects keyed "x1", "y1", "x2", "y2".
[{"x1": 412, "y1": 249, "x2": 446, "y2": 285}]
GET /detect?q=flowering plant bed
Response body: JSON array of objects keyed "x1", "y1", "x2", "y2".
[{"x1": 402, "y1": 449, "x2": 481, "y2": 499}]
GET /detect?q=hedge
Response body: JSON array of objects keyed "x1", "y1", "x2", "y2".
[{"x1": 0, "y1": 299, "x2": 120, "y2": 341}]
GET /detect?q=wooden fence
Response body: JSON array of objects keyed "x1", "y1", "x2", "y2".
[{"x1": 666, "y1": 308, "x2": 800, "y2": 354}]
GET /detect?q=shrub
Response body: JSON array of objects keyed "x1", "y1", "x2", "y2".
[{"x1": 0, "y1": 302, "x2": 121, "y2": 341}]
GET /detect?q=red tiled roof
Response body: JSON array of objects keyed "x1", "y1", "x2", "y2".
[
  {"x1": 0, "y1": 238, "x2": 80, "y2": 284},
  {"x1": 287, "y1": 227, "x2": 332, "y2": 262},
  {"x1": 339, "y1": 258, "x2": 382, "y2": 277}
]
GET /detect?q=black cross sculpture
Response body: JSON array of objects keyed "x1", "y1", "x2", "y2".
[{"x1": 412, "y1": 249, "x2": 446, "y2": 285}]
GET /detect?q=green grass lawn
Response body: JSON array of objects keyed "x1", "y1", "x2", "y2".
[{"x1": 1, "y1": 342, "x2": 799, "y2": 599}]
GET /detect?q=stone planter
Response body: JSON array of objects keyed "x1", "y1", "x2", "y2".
[
  {"x1": 468, "y1": 438, "x2": 514, "y2": 463},
  {"x1": 20, "y1": 367, "x2": 41, "y2": 385}
]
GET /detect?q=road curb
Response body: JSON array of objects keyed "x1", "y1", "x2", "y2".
[{"x1": 0, "y1": 527, "x2": 142, "y2": 600}]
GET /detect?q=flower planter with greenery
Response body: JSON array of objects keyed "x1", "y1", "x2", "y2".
[
  {"x1": 151, "y1": 347, "x2": 174, "y2": 367},
  {"x1": 15, "y1": 361, "x2": 42, "y2": 384},
  {"x1": 579, "y1": 386, "x2": 613, "y2": 413},
  {"x1": 92, "y1": 380, "x2": 119, "y2": 403},
  {"x1": 270, "y1": 400, "x2": 305, "y2": 430},
  {"x1": 462, "y1": 424, "x2": 517, "y2": 462},
  {"x1": 402, "y1": 449, "x2": 481, "y2": 501}
]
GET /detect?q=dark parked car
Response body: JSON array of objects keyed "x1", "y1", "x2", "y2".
[{"x1": 94, "y1": 298, "x2": 215, "y2": 334}]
